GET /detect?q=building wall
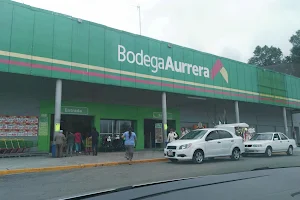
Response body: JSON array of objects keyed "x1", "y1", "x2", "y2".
[
  {"x1": 1, "y1": 1, "x2": 300, "y2": 109},
  {"x1": 179, "y1": 99, "x2": 293, "y2": 138},
  {"x1": 0, "y1": 72, "x2": 294, "y2": 152}
]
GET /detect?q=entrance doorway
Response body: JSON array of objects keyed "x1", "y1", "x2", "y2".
[
  {"x1": 144, "y1": 119, "x2": 176, "y2": 149},
  {"x1": 50, "y1": 114, "x2": 94, "y2": 151}
]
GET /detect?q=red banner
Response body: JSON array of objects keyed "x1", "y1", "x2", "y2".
[{"x1": 0, "y1": 116, "x2": 39, "y2": 136}]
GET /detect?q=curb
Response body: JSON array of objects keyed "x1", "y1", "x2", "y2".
[{"x1": 0, "y1": 158, "x2": 168, "y2": 176}]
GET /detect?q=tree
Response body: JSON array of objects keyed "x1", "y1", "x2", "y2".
[
  {"x1": 290, "y1": 30, "x2": 300, "y2": 63},
  {"x1": 282, "y1": 56, "x2": 292, "y2": 64},
  {"x1": 248, "y1": 45, "x2": 283, "y2": 67}
]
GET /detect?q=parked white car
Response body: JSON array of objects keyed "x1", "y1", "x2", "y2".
[
  {"x1": 243, "y1": 132, "x2": 297, "y2": 157},
  {"x1": 164, "y1": 128, "x2": 245, "y2": 164}
]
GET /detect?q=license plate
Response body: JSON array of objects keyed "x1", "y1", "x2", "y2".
[
  {"x1": 245, "y1": 149, "x2": 253, "y2": 152},
  {"x1": 167, "y1": 150, "x2": 173, "y2": 156}
]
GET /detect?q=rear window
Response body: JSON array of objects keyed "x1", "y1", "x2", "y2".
[
  {"x1": 180, "y1": 130, "x2": 208, "y2": 140},
  {"x1": 251, "y1": 134, "x2": 273, "y2": 140}
]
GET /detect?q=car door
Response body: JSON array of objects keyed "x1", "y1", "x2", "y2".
[
  {"x1": 272, "y1": 133, "x2": 282, "y2": 152},
  {"x1": 279, "y1": 133, "x2": 290, "y2": 151},
  {"x1": 204, "y1": 131, "x2": 222, "y2": 157},
  {"x1": 218, "y1": 130, "x2": 234, "y2": 156}
]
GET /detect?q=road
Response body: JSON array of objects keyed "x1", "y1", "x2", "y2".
[{"x1": 1, "y1": 153, "x2": 300, "y2": 200}]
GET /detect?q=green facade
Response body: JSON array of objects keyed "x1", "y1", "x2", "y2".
[
  {"x1": 38, "y1": 100, "x2": 180, "y2": 151},
  {"x1": 1, "y1": 1, "x2": 300, "y2": 108}
]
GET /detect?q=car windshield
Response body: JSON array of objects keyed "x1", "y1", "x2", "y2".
[
  {"x1": 180, "y1": 130, "x2": 208, "y2": 140},
  {"x1": 251, "y1": 133, "x2": 273, "y2": 140}
]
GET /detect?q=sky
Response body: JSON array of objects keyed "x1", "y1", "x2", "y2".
[{"x1": 14, "y1": 0, "x2": 300, "y2": 63}]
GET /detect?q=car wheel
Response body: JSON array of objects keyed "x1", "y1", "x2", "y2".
[
  {"x1": 287, "y1": 145, "x2": 293, "y2": 156},
  {"x1": 265, "y1": 147, "x2": 272, "y2": 157},
  {"x1": 169, "y1": 159, "x2": 178, "y2": 163},
  {"x1": 193, "y1": 150, "x2": 204, "y2": 164},
  {"x1": 231, "y1": 148, "x2": 240, "y2": 160}
]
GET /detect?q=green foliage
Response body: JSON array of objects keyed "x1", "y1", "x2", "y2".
[{"x1": 248, "y1": 45, "x2": 283, "y2": 67}]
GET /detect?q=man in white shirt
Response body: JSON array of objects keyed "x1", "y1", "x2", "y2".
[{"x1": 167, "y1": 128, "x2": 178, "y2": 143}]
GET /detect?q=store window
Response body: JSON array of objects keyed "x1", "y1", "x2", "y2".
[{"x1": 100, "y1": 119, "x2": 134, "y2": 135}]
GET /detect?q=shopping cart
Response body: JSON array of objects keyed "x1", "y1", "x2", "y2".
[{"x1": 85, "y1": 137, "x2": 92, "y2": 155}]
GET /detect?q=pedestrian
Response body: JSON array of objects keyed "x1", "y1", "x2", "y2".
[
  {"x1": 122, "y1": 127, "x2": 137, "y2": 163},
  {"x1": 54, "y1": 130, "x2": 66, "y2": 158},
  {"x1": 90, "y1": 127, "x2": 99, "y2": 156},
  {"x1": 66, "y1": 132, "x2": 75, "y2": 157},
  {"x1": 167, "y1": 128, "x2": 178, "y2": 143},
  {"x1": 181, "y1": 127, "x2": 188, "y2": 137},
  {"x1": 74, "y1": 131, "x2": 82, "y2": 156}
]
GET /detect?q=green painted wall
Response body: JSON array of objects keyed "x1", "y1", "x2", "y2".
[
  {"x1": 1, "y1": 1, "x2": 300, "y2": 108},
  {"x1": 38, "y1": 100, "x2": 180, "y2": 152}
]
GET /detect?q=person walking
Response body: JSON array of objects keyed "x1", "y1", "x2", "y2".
[
  {"x1": 90, "y1": 127, "x2": 99, "y2": 156},
  {"x1": 66, "y1": 132, "x2": 75, "y2": 157},
  {"x1": 74, "y1": 131, "x2": 82, "y2": 156},
  {"x1": 122, "y1": 127, "x2": 137, "y2": 163},
  {"x1": 167, "y1": 128, "x2": 178, "y2": 144},
  {"x1": 54, "y1": 130, "x2": 66, "y2": 158}
]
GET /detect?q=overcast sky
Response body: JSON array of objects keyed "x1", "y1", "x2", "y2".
[{"x1": 14, "y1": 0, "x2": 300, "y2": 63}]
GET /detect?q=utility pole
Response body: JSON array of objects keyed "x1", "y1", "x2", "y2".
[{"x1": 137, "y1": 5, "x2": 142, "y2": 35}]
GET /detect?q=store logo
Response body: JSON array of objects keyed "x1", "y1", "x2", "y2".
[
  {"x1": 211, "y1": 59, "x2": 229, "y2": 83},
  {"x1": 117, "y1": 45, "x2": 210, "y2": 78},
  {"x1": 117, "y1": 44, "x2": 229, "y2": 83}
]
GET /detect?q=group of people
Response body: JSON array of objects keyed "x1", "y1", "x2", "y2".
[
  {"x1": 53, "y1": 127, "x2": 99, "y2": 158},
  {"x1": 53, "y1": 126, "x2": 137, "y2": 163},
  {"x1": 166, "y1": 127, "x2": 189, "y2": 144},
  {"x1": 53, "y1": 126, "x2": 189, "y2": 162}
]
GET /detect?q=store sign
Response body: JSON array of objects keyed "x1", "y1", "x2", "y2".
[
  {"x1": 153, "y1": 112, "x2": 173, "y2": 119},
  {"x1": 118, "y1": 45, "x2": 229, "y2": 83},
  {"x1": 39, "y1": 114, "x2": 49, "y2": 136},
  {"x1": 61, "y1": 106, "x2": 88, "y2": 115},
  {"x1": 118, "y1": 45, "x2": 210, "y2": 78},
  {"x1": 155, "y1": 123, "x2": 163, "y2": 143}
]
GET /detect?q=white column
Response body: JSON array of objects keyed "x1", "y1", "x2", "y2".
[
  {"x1": 235, "y1": 101, "x2": 240, "y2": 123},
  {"x1": 283, "y1": 107, "x2": 288, "y2": 135},
  {"x1": 53, "y1": 79, "x2": 62, "y2": 142},
  {"x1": 162, "y1": 92, "x2": 167, "y2": 145}
]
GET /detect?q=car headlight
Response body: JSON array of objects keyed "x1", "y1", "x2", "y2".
[
  {"x1": 252, "y1": 144, "x2": 263, "y2": 147},
  {"x1": 179, "y1": 143, "x2": 192, "y2": 150}
]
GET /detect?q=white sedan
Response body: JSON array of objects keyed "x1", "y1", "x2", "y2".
[
  {"x1": 243, "y1": 132, "x2": 297, "y2": 157},
  {"x1": 164, "y1": 128, "x2": 245, "y2": 164}
]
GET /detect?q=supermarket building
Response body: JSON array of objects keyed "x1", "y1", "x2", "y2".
[{"x1": 1, "y1": 0, "x2": 300, "y2": 152}]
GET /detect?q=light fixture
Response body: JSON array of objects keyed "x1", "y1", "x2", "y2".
[{"x1": 187, "y1": 96, "x2": 206, "y2": 100}]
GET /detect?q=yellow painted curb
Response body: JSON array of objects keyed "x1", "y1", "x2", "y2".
[{"x1": 0, "y1": 158, "x2": 168, "y2": 176}]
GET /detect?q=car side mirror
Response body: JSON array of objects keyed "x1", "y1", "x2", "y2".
[{"x1": 274, "y1": 138, "x2": 278, "y2": 141}]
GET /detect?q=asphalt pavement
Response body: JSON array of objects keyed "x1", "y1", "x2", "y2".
[{"x1": 1, "y1": 152, "x2": 300, "y2": 200}]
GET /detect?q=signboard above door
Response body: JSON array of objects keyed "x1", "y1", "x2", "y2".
[
  {"x1": 61, "y1": 106, "x2": 89, "y2": 115},
  {"x1": 153, "y1": 112, "x2": 173, "y2": 120}
]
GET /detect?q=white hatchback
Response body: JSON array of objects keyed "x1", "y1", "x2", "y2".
[
  {"x1": 164, "y1": 128, "x2": 245, "y2": 164},
  {"x1": 243, "y1": 132, "x2": 297, "y2": 157}
]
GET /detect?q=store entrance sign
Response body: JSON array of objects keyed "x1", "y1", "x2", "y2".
[
  {"x1": 153, "y1": 112, "x2": 173, "y2": 119},
  {"x1": 61, "y1": 106, "x2": 89, "y2": 115}
]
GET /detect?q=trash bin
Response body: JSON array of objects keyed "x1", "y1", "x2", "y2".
[{"x1": 51, "y1": 144, "x2": 56, "y2": 158}]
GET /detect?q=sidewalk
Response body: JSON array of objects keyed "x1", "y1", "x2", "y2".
[{"x1": 0, "y1": 150, "x2": 165, "y2": 172}]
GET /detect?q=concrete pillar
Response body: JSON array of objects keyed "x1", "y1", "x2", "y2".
[
  {"x1": 283, "y1": 107, "x2": 288, "y2": 135},
  {"x1": 162, "y1": 92, "x2": 167, "y2": 145},
  {"x1": 53, "y1": 79, "x2": 62, "y2": 142},
  {"x1": 235, "y1": 101, "x2": 240, "y2": 123}
]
